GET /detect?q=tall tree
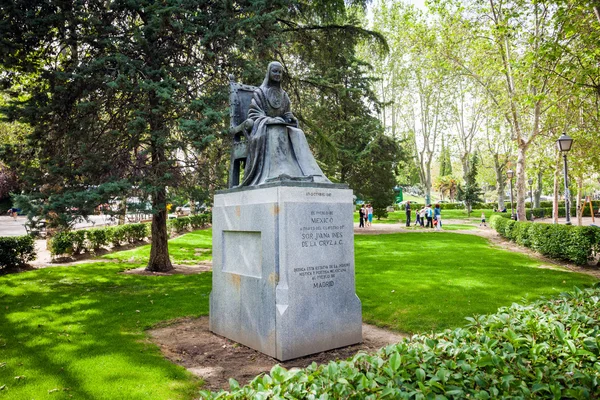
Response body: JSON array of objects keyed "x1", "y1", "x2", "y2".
[
  {"x1": 0, "y1": 0, "x2": 290, "y2": 271},
  {"x1": 457, "y1": 152, "x2": 483, "y2": 215},
  {"x1": 372, "y1": 1, "x2": 452, "y2": 204}
]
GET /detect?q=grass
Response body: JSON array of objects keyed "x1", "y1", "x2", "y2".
[
  {"x1": 355, "y1": 232, "x2": 596, "y2": 333},
  {"x1": 0, "y1": 228, "x2": 596, "y2": 398},
  {"x1": 102, "y1": 229, "x2": 213, "y2": 264},
  {"x1": 355, "y1": 208, "x2": 499, "y2": 225}
]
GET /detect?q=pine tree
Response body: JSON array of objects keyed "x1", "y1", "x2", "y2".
[
  {"x1": 457, "y1": 152, "x2": 483, "y2": 216},
  {"x1": 0, "y1": 0, "x2": 290, "y2": 271}
]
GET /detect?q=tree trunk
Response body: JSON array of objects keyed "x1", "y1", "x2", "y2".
[
  {"x1": 146, "y1": 91, "x2": 173, "y2": 272},
  {"x1": 147, "y1": 186, "x2": 173, "y2": 272},
  {"x1": 494, "y1": 158, "x2": 505, "y2": 210},
  {"x1": 533, "y1": 170, "x2": 542, "y2": 208},
  {"x1": 576, "y1": 177, "x2": 583, "y2": 226},
  {"x1": 553, "y1": 154, "x2": 560, "y2": 224},
  {"x1": 516, "y1": 144, "x2": 527, "y2": 221}
]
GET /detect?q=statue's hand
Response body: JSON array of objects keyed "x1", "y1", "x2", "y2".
[{"x1": 267, "y1": 117, "x2": 286, "y2": 124}]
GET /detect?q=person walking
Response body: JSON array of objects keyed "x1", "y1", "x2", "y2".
[
  {"x1": 367, "y1": 203, "x2": 373, "y2": 227},
  {"x1": 434, "y1": 203, "x2": 442, "y2": 230},
  {"x1": 425, "y1": 204, "x2": 433, "y2": 228},
  {"x1": 359, "y1": 206, "x2": 365, "y2": 228},
  {"x1": 414, "y1": 207, "x2": 421, "y2": 226},
  {"x1": 480, "y1": 212, "x2": 487, "y2": 227},
  {"x1": 405, "y1": 202, "x2": 411, "y2": 227}
]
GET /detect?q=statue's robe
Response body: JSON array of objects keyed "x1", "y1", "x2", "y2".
[{"x1": 240, "y1": 86, "x2": 331, "y2": 186}]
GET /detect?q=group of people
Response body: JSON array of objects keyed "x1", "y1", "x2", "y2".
[
  {"x1": 358, "y1": 204, "x2": 373, "y2": 228},
  {"x1": 405, "y1": 203, "x2": 442, "y2": 230}
]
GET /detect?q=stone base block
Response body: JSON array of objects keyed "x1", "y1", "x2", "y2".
[{"x1": 209, "y1": 183, "x2": 362, "y2": 361}]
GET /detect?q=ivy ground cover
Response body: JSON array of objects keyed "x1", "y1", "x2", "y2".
[{"x1": 0, "y1": 230, "x2": 596, "y2": 399}]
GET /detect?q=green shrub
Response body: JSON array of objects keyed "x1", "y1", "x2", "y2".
[
  {"x1": 129, "y1": 223, "x2": 149, "y2": 242},
  {"x1": 71, "y1": 230, "x2": 87, "y2": 255},
  {"x1": 0, "y1": 235, "x2": 36, "y2": 269},
  {"x1": 169, "y1": 217, "x2": 191, "y2": 233},
  {"x1": 86, "y1": 228, "x2": 109, "y2": 251},
  {"x1": 512, "y1": 221, "x2": 532, "y2": 247},
  {"x1": 503, "y1": 218, "x2": 516, "y2": 239},
  {"x1": 490, "y1": 215, "x2": 600, "y2": 265},
  {"x1": 202, "y1": 287, "x2": 600, "y2": 400},
  {"x1": 107, "y1": 225, "x2": 127, "y2": 247},
  {"x1": 49, "y1": 231, "x2": 75, "y2": 256}
]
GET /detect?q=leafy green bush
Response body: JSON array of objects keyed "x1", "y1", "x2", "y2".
[
  {"x1": 202, "y1": 287, "x2": 600, "y2": 399},
  {"x1": 490, "y1": 215, "x2": 600, "y2": 265},
  {"x1": 49, "y1": 231, "x2": 75, "y2": 256},
  {"x1": 169, "y1": 216, "x2": 191, "y2": 233},
  {"x1": 86, "y1": 228, "x2": 109, "y2": 251},
  {"x1": 128, "y1": 223, "x2": 149, "y2": 242},
  {"x1": 0, "y1": 235, "x2": 36, "y2": 269},
  {"x1": 71, "y1": 230, "x2": 87, "y2": 255},
  {"x1": 107, "y1": 225, "x2": 127, "y2": 247}
]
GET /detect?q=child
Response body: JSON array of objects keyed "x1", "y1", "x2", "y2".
[
  {"x1": 359, "y1": 206, "x2": 365, "y2": 228},
  {"x1": 415, "y1": 208, "x2": 421, "y2": 226},
  {"x1": 480, "y1": 212, "x2": 486, "y2": 227}
]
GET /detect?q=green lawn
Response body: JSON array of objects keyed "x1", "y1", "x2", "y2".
[
  {"x1": 103, "y1": 229, "x2": 213, "y2": 264},
  {"x1": 355, "y1": 232, "x2": 596, "y2": 333},
  {"x1": 0, "y1": 229, "x2": 596, "y2": 399},
  {"x1": 356, "y1": 208, "x2": 499, "y2": 225}
]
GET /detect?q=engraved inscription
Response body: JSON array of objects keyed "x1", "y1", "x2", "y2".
[
  {"x1": 292, "y1": 263, "x2": 350, "y2": 289},
  {"x1": 300, "y1": 210, "x2": 344, "y2": 248}
]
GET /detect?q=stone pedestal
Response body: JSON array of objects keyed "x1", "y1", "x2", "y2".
[{"x1": 209, "y1": 182, "x2": 362, "y2": 361}]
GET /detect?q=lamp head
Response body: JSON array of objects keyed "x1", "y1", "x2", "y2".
[
  {"x1": 556, "y1": 133, "x2": 573, "y2": 152},
  {"x1": 528, "y1": 178, "x2": 533, "y2": 186},
  {"x1": 507, "y1": 170, "x2": 514, "y2": 179}
]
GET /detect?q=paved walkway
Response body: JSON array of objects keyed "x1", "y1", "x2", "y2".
[{"x1": 0, "y1": 215, "x2": 118, "y2": 237}]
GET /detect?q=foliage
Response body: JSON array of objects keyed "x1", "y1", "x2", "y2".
[
  {"x1": 490, "y1": 215, "x2": 600, "y2": 265},
  {"x1": 86, "y1": 228, "x2": 110, "y2": 251},
  {"x1": 203, "y1": 286, "x2": 600, "y2": 399},
  {"x1": 0, "y1": 0, "x2": 308, "y2": 271},
  {"x1": 168, "y1": 214, "x2": 212, "y2": 234},
  {"x1": 0, "y1": 235, "x2": 36, "y2": 270},
  {"x1": 49, "y1": 223, "x2": 150, "y2": 256},
  {"x1": 433, "y1": 175, "x2": 458, "y2": 202},
  {"x1": 457, "y1": 153, "x2": 483, "y2": 216},
  {"x1": 354, "y1": 134, "x2": 407, "y2": 219},
  {"x1": 48, "y1": 231, "x2": 76, "y2": 257},
  {"x1": 71, "y1": 229, "x2": 87, "y2": 255}
]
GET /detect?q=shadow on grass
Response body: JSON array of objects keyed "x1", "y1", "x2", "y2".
[{"x1": 0, "y1": 262, "x2": 212, "y2": 399}]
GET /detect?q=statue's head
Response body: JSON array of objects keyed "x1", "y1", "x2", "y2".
[{"x1": 262, "y1": 61, "x2": 283, "y2": 87}]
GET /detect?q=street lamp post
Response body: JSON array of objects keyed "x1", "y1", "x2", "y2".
[
  {"x1": 556, "y1": 134, "x2": 574, "y2": 225},
  {"x1": 528, "y1": 178, "x2": 534, "y2": 221},
  {"x1": 507, "y1": 169, "x2": 515, "y2": 220}
]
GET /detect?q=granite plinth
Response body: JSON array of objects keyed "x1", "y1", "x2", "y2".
[{"x1": 209, "y1": 184, "x2": 362, "y2": 361}]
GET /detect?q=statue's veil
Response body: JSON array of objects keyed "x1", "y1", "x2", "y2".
[{"x1": 261, "y1": 61, "x2": 283, "y2": 88}]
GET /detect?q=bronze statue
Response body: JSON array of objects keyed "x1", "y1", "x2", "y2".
[{"x1": 239, "y1": 62, "x2": 331, "y2": 186}]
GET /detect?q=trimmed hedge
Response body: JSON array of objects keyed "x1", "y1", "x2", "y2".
[
  {"x1": 49, "y1": 223, "x2": 151, "y2": 257},
  {"x1": 167, "y1": 213, "x2": 212, "y2": 233},
  {"x1": 0, "y1": 235, "x2": 36, "y2": 270},
  {"x1": 202, "y1": 286, "x2": 600, "y2": 399},
  {"x1": 490, "y1": 215, "x2": 600, "y2": 265},
  {"x1": 48, "y1": 214, "x2": 212, "y2": 257}
]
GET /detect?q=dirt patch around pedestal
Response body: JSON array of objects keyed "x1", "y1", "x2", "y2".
[{"x1": 148, "y1": 316, "x2": 407, "y2": 392}]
